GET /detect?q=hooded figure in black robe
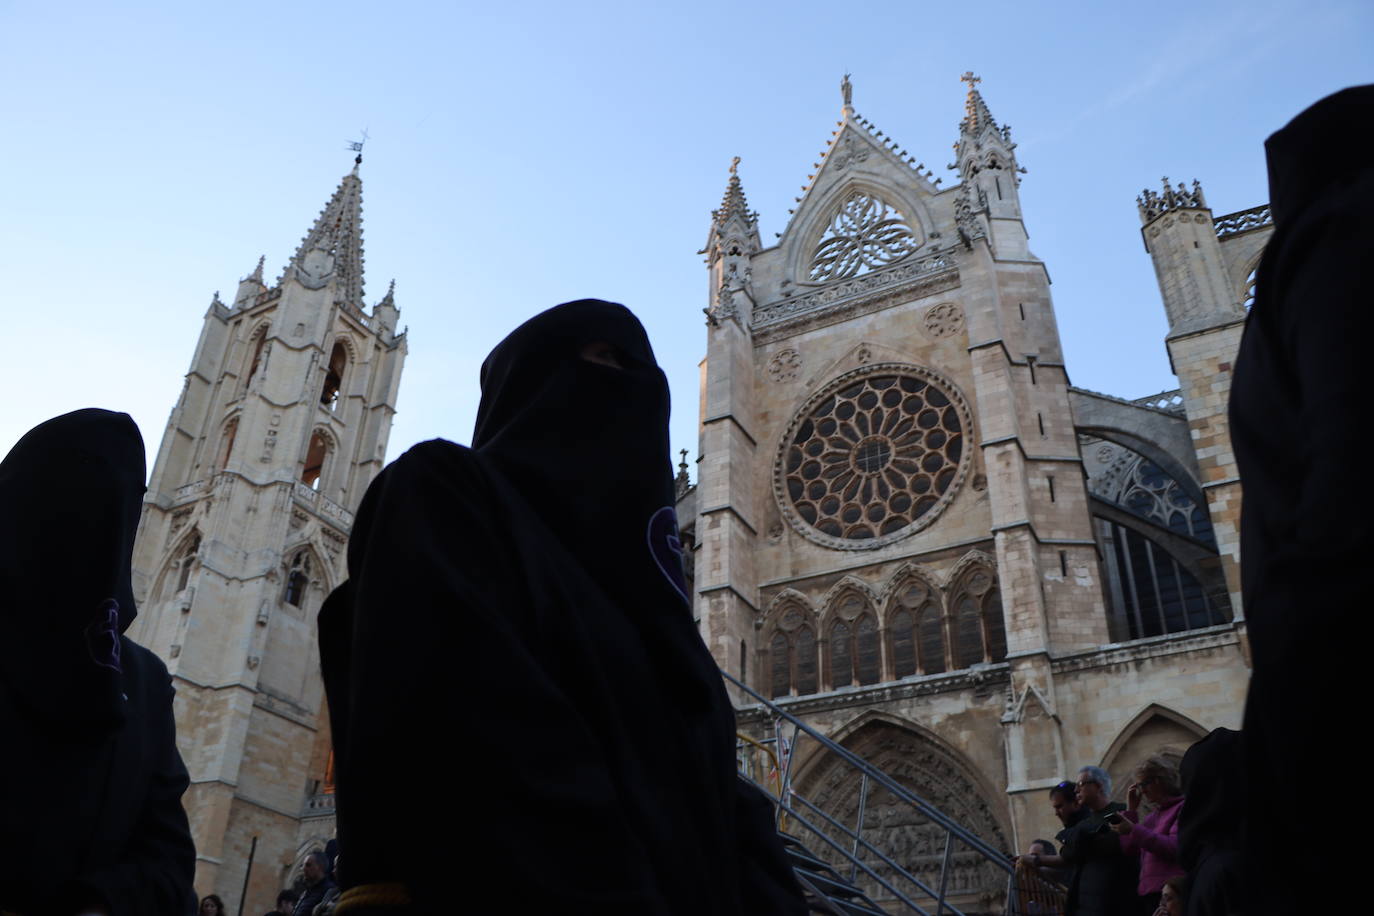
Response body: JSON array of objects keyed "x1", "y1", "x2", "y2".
[
  {"x1": 1176, "y1": 728, "x2": 1243, "y2": 916},
  {"x1": 0, "y1": 409, "x2": 196, "y2": 916},
  {"x1": 1229, "y1": 86, "x2": 1374, "y2": 915},
  {"x1": 318, "y1": 300, "x2": 805, "y2": 914}
]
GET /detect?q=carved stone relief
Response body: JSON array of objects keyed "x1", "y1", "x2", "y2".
[
  {"x1": 831, "y1": 134, "x2": 871, "y2": 172},
  {"x1": 796, "y1": 721, "x2": 1009, "y2": 903},
  {"x1": 767, "y1": 348, "x2": 803, "y2": 383},
  {"x1": 922, "y1": 302, "x2": 965, "y2": 339},
  {"x1": 809, "y1": 192, "x2": 918, "y2": 282}
]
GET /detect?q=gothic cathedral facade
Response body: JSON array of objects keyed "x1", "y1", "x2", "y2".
[
  {"x1": 683, "y1": 76, "x2": 1267, "y2": 900},
  {"x1": 126, "y1": 162, "x2": 406, "y2": 910}
]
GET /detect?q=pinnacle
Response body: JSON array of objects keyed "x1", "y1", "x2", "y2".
[
  {"x1": 287, "y1": 167, "x2": 366, "y2": 308},
  {"x1": 959, "y1": 71, "x2": 999, "y2": 135},
  {"x1": 711, "y1": 157, "x2": 757, "y2": 229}
]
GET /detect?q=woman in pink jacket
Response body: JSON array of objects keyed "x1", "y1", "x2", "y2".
[{"x1": 1111, "y1": 755, "x2": 1186, "y2": 916}]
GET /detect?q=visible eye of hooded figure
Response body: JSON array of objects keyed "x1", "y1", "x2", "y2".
[
  {"x1": 0, "y1": 409, "x2": 195, "y2": 916},
  {"x1": 319, "y1": 300, "x2": 806, "y2": 914}
]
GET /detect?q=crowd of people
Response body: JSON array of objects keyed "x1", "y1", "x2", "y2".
[
  {"x1": 0, "y1": 85, "x2": 1367, "y2": 915},
  {"x1": 1015, "y1": 734, "x2": 1241, "y2": 916}
]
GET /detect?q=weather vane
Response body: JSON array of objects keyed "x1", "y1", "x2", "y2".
[{"x1": 346, "y1": 128, "x2": 370, "y2": 164}]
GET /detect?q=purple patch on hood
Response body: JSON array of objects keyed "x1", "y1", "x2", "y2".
[
  {"x1": 647, "y1": 506, "x2": 689, "y2": 604},
  {"x1": 86, "y1": 599, "x2": 122, "y2": 673}
]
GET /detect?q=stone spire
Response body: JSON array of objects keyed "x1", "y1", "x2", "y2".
[
  {"x1": 958, "y1": 71, "x2": 999, "y2": 135},
  {"x1": 713, "y1": 157, "x2": 757, "y2": 231},
  {"x1": 232, "y1": 254, "x2": 268, "y2": 308},
  {"x1": 950, "y1": 73, "x2": 1027, "y2": 253},
  {"x1": 286, "y1": 165, "x2": 366, "y2": 309},
  {"x1": 705, "y1": 157, "x2": 761, "y2": 265}
]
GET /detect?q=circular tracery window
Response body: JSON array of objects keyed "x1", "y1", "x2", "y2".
[{"x1": 776, "y1": 364, "x2": 972, "y2": 549}]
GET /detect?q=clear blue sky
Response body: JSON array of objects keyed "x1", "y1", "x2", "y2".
[{"x1": 2, "y1": 0, "x2": 1369, "y2": 474}]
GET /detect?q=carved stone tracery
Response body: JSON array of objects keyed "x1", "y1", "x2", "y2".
[
  {"x1": 808, "y1": 191, "x2": 918, "y2": 282},
  {"x1": 777, "y1": 364, "x2": 973, "y2": 549},
  {"x1": 922, "y1": 302, "x2": 965, "y2": 339},
  {"x1": 767, "y1": 348, "x2": 803, "y2": 382}
]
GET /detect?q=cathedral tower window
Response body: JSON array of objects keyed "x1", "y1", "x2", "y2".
[
  {"x1": 243, "y1": 328, "x2": 269, "y2": 393},
  {"x1": 284, "y1": 551, "x2": 312, "y2": 608},
  {"x1": 217, "y1": 418, "x2": 238, "y2": 469},
  {"x1": 173, "y1": 534, "x2": 201, "y2": 596},
  {"x1": 320, "y1": 342, "x2": 347, "y2": 410},
  {"x1": 302, "y1": 432, "x2": 330, "y2": 490}
]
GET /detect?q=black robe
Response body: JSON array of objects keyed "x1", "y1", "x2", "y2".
[
  {"x1": 319, "y1": 301, "x2": 804, "y2": 914},
  {"x1": 1230, "y1": 86, "x2": 1374, "y2": 915},
  {"x1": 0, "y1": 409, "x2": 195, "y2": 916}
]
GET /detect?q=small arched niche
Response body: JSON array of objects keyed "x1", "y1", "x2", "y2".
[
  {"x1": 302, "y1": 431, "x2": 331, "y2": 491},
  {"x1": 319, "y1": 341, "x2": 348, "y2": 410}
]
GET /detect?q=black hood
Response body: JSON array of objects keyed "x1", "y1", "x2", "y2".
[
  {"x1": 1265, "y1": 85, "x2": 1374, "y2": 226},
  {"x1": 1178, "y1": 727, "x2": 1245, "y2": 870},
  {"x1": 474, "y1": 299, "x2": 687, "y2": 607},
  {"x1": 0, "y1": 409, "x2": 146, "y2": 729}
]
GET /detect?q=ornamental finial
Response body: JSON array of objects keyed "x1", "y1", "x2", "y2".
[
  {"x1": 729, "y1": 156, "x2": 740, "y2": 176},
  {"x1": 841, "y1": 73, "x2": 853, "y2": 107},
  {"x1": 961, "y1": 71, "x2": 981, "y2": 90}
]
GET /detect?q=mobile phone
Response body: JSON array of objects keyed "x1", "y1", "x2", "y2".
[{"x1": 1103, "y1": 811, "x2": 1124, "y2": 826}]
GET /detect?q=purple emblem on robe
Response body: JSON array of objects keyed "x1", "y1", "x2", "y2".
[
  {"x1": 647, "y1": 506, "x2": 689, "y2": 604},
  {"x1": 86, "y1": 598, "x2": 122, "y2": 672}
]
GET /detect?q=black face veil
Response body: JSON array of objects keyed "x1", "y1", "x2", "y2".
[
  {"x1": 0, "y1": 409, "x2": 146, "y2": 731},
  {"x1": 472, "y1": 299, "x2": 713, "y2": 703}
]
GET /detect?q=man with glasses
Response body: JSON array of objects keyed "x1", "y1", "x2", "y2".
[{"x1": 1052, "y1": 767, "x2": 1138, "y2": 916}]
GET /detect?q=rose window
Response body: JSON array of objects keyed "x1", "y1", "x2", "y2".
[{"x1": 777, "y1": 366, "x2": 971, "y2": 547}]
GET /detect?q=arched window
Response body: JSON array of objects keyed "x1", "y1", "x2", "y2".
[
  {"x1": 244, "y1": 328, "x2": 268, "y2": 391},
  {"x1": 284, "y1": 551, "x2": 312, "y2": 607},
  {"x1": 302, "y1": 432, "x2": 329, "y2": 490},
  {"x1": 217, "y1": 418, "x2": 238, "y2": 469},
  {"x1": 173, "y1": 533, "x2": 201, "y2": 596},
  {"x1": 1100, "y1": 520, "x2": 1229, "y2": 639},
  {"x1": 768, "y1": 604, "x2": 818, "y2": 698},
  {"x1": 319, "y1": 342, "x2": 347, "y2": 410},
  {"x1": 918, "y1": 603, "x2": 947, "y2": 674},
  {"x1": 890, "y1": 607, "x2": 917, "y2": 678},
  {"x1": 890, "y1": 578, "x2": 942, "y2": 678},
  {"x1": 827, "y1": 592, "x2": 880, "y2": 689},
  {"x1": 950, "y1": 567, "x2": 1006, "y2": 669}
]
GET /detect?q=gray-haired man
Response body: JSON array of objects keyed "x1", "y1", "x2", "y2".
[{"x1": 1058, "y1": 766, "x2": 1138, "y2": 916}]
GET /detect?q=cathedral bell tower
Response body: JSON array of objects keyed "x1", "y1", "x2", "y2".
[
  {"x1": 1138, "y1": 179, "x2": 1253, "y2": 613},
  {"x1": 127, "y1": 158, "x2": 407, "y2": 911}
]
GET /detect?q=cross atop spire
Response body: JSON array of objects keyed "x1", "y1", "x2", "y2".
[
  {"x1": 959, "y1": 71, "x2": 999, "y2": 135},
  {"x1": 712, "y1": 157, "x2": 757, "y2": 230}
]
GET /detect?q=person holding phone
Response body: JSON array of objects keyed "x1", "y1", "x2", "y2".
[
  {"x1": 1110, "y1": 756, "x2": 1186, "y2": 915},
  {"x1": 1057, "y1": 766, "x2": 1137, "y2": 916}
]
